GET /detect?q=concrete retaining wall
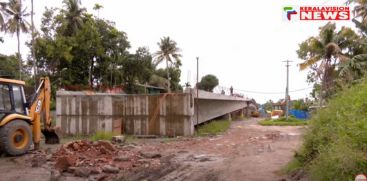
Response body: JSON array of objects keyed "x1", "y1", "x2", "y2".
[
  {"x1": 56, "y1": 89, "x2": 256, "y2": 136},
  {"x1": 56, "y1": 91, "x2": 194, "y2": 136}
]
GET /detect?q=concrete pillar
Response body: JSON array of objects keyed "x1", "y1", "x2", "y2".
[
  {"x1": 222, "y1": 113, "x2": 232, "y2": 121},
  {"x1": 246, "y1": 101, "x2": 250, "y2": 117},
  {"x1": 240, "y1": 109, "x2": 244, "y2": 118}
]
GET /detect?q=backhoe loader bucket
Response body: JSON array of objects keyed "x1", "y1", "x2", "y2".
[{"x1": 42, "y1": 127, "x2": 61, "y2": 144}]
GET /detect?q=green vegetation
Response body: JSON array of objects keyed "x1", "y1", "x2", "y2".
[
  {"x1": 298, "y1": 22, "x2": 367, "y2": 103},
  {"x1": 0, "y1": 0, "x2": 183, "y2": 95},
  {"x1": 90, "y1": 131, "x2": 116, "y2": 141},
  {"x1": 289, "y1": 1, "x2": 367, "y2": 180},
  {"x1": 198, "y1": 74, "x2": 219, "y2": 92},
  {"x1": 0, "y1": 54, "x2": 20, "y2": 78},
  {"x1": 287, "y1": 79, "x2": 367, "y2": 181},
  {"x1": 154, "y1": 36, "x2": 182, "y2": 92},
  {"x1": 195, "y1": 120, "x2": 231, "y2": 136},
  {"x1": 259, "y1": 117, "x2": 308, "y2": 126},
  {"x1": 3, "y1": 0, "x2": 30, "y2": 79},
  {"x1": 291, "y1": 99, "x2": 312, "y2": 111},
  {"x1": 297, "y1": 0, "x2": 367, "y2": 104}
]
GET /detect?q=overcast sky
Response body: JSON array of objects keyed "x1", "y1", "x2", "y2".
[{"x1": 0, "y1": 0, "x2": 356, "y2": 103}]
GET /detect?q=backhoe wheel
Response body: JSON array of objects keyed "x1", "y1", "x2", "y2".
[{"x1": 0, "y1": 120, "x2": 32, "y2": 156}]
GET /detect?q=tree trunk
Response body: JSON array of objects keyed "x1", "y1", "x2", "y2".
[
  {"x1": 17, "y1": 26, "x2": 21, "y2": 80},
  {"x1": 89, "y1": 58, "x2": 95, "y2": 89},
  {"x1": 89, "y1": 59, "x2": 92, "y2": 88},
  {"x1": 319, "y1": 60, "x2": 331, "y2": 107},
  {"x1": 319, "y1": 88, "x2": 323, "y2": 107},
  {"x1": 166, "y1": 59, "x2": 171, "y2": 93},
  {"x1": 31, "y1": 0, "x2": 37, "y2": 83}
]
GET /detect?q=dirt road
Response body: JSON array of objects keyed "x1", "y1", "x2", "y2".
[
  {"x1": 0, "y1": 118, "x2": 304, "y2": 181},
  {"x1": 131, "y1": 118, "x2": 305, "y2": 181}
]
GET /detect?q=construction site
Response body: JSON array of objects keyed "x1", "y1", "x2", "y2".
[{"x1": 0, "y1": 77, "x2": 304, "y2": 180}]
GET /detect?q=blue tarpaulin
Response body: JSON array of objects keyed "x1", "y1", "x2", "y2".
[{"x1": 289, "y1": 109, "x2": 309, "y2": 119}]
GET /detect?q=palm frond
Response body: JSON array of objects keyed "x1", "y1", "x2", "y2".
[
  {"x1": 155, "y1": 36, "x2": 182, "y2": 67},
  {"x1": 299, "y1": 55, "x2": 322, "y2": 70},
  {"x1": 353, "y1": 53, "x2": 367, "y2": 61},
  {"x1": 20, "y1": 21, "x2": 29, "y2": 33},
  {"x1": 337, "y1": 54, "x2": 350, "y2": 63},
  {"x1": 153, "y1": 55, "x2": 164, "y2": 66}
]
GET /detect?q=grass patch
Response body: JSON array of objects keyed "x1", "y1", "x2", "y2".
[
  {"x1": 61, "y1": 134, "x2": 90, "y2": 143},
  {"x1": 90, "y1": 131, "x2": 116, "y2": 141},
  {"x1": 282, "y1": 158, "x2": 303, "y2": 174},
  {"x1": 259, "y1": 117, "x2": 308, "y2": 126},
  {"x1": 195, "y1": 119, "x2": 231, "y2": 136}
]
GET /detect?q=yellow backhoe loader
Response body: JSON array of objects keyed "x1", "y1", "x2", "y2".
[{"x1": 0, "y1": 77, "x2": 60, "y2": 156}]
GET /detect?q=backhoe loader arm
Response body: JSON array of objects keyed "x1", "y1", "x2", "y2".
[{"x1": 28, "y1": 77, "x2": 59, "y2": 149}]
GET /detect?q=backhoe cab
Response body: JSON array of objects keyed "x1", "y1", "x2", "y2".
[{"x1": 0, "y1": 77, "x2": 60, "y2": 156}]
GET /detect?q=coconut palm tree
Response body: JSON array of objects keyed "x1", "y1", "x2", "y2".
[
  {"x1": 93, "y1": 3, "x2": 103, "y2": 18},
  {"x1": 347, "y1": 0, "x2": 367, "y2": 35},
  {"x1": 339, "y1": 54, "x2": 367, "y2": 83},
  {"x1": 0, "y1": 2, "x2": 8, "y2": 31},
  {"x1": 5, "y1": 0, "x2": 30, "y2": 80},
  {"x1": 348, "y1": 0, "x2": 367, "y2": 23},
  {"x1": 298, "y1": 23, "x2": 347, "y2": 105},
  {"x1": 154, "y1": 37, "x2": 182, "y2": 92},
  {"x1": 61, "y1": 0, "x2": 85, "y2": 36},
  {"x1": 31, "y1": 0, "x2": 37, "y2": 80}
]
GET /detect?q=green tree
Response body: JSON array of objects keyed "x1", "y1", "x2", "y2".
[
  {"x1": 347, "y1": 0, "x2": 367, "y2": 35},
  {"x1": 135, "y1": 47, "x2": 154, "y2": 83},
  {"x1": 0, "y1": 54, "x2": 19, "y2": 78},
  {"x1": 198, "y1": 74, "x2": 219, "y2": 92},
  {"x1": 155, "y1": 67, "x2": 182, "y2": 92},
  {"x1": 34, "y1": 2, "x2": 131, "y2": 89},
  {"x1": 339, "y1": 53, "x2": 367, "y2": 84},
  {"x1": 61, "y1": 0, "x2": 85, "y2": 36},
  {"x1": 335, "y1": 1, "x2": 367, "y2": 87},
  {"x1": 93, "y1": 3, "x2": 103, "y2": 18},
  {"x1": 121, "y1": 48, "x2": 154, "y2": 93},
  {"x1": 297, "y1": 23, "x2": 356, "y2": 104},
  {"x1": 291, "y1": 99, "x2": 310, "y2": 111},
  {"x1": 154, "y1": 36, "x2": 182, "y2": 93},
  {"x1": 5, "y1": 0, "x2": 30, "y2": 80},
  {"x1": 263, "y1": 100, "x2": 273, "y2": 111},
  {"x1": 94, "y1": 18, "x2": 130, "y2": 87}
]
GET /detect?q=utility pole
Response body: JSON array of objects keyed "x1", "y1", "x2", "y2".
[
  {"x1": 196, "y1": 57, "x2": 199, "y2": 125},
  {"x1": 283, "y1": 60, "x2": 292, "y2": 120}
]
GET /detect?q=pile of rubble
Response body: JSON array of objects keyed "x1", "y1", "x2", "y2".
[{"x1": 44, "y1": 140, "x2": 163, "y2": 179}]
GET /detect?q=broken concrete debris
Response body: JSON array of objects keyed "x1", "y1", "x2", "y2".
[
  {"x1": 140, "y1": 151, "x2": 162, "y2": 159},
  {"x1": 112, "y1": 135, "x2": 126, "y2": 144},
  {"x1": 114, "y1": 156, "x2": 130, "y2": 162},
  {"x1": 102, "y1": 165, "x2": 119, "y2": 173},
  {"x1": 27, "y1": 140, "x2": 166, "y2": 179},
  {"x1": 74, "y1": 167, "x2": 91, "y2": 177}
]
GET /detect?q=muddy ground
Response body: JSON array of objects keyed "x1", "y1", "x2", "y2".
[{"x1": 0, "y1": 118, "x2": 305, "y2": 181}]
